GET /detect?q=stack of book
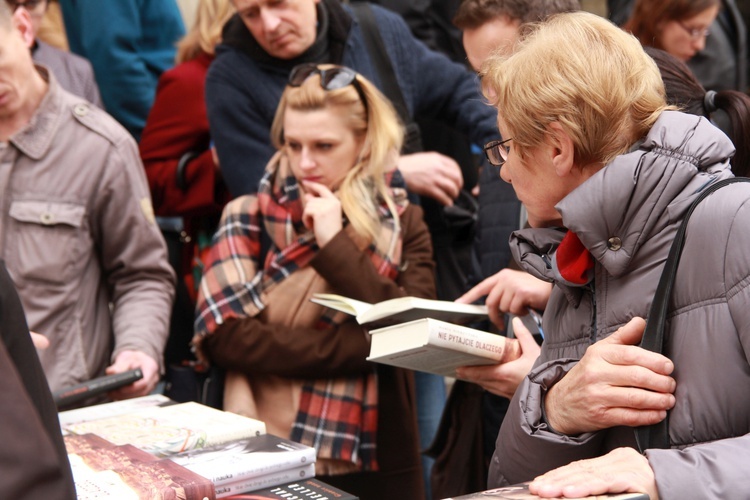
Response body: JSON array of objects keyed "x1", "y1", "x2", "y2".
[
  {"x1": 59, "y1": 397, "x2": 334, "y2": 499},
  {"x1": 171, "y1": 434, "x2": 317, "y2": 498}
]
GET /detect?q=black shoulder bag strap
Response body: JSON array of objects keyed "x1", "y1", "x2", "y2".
[
  {"x1": 635, "y1": 176, "x2": 750, "y2": 451},
  {"x1": 349, "y1": 2, "x2": 423, "y2": 154}
]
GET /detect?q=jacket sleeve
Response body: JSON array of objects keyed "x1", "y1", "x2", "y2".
[
  {"x1": 488, "y1": 357, "x2": 607, "y2": 487},
  {"x1": 370, "y1": 6, "x2": 498, "y2": 148},
  {"x1": 202, "y1": 204, "x2": 436, "y2": 377},
  {"x1": 205, "y1": 51, "x2": 283, "y2": 196},
  {"x1": 96, "y1": 136, "x2": 175, "y2": 369},
  {"x1": 139, "y1": 62, "x2": 228, "y2": 217}
]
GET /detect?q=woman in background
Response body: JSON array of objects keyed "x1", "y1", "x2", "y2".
[
  {"x1": 194, "y1": 64, "x2": 434, "y2": 499},
  {"x1": 139, "y1": 0, "x2": 234, "y2": 370},
  {"x1": 624, "y1": 0, "x2": 719, "y2": 62}
]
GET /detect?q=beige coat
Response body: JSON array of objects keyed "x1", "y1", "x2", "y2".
[{"x1": 0, "y1": 68, "x2": 174, "y2": 392}]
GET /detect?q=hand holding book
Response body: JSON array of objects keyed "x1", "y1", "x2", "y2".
[{"x1": 454, "y1": 317, "x2": 541, "y2": 399}]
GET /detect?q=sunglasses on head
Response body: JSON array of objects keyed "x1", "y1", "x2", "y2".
[{"x1": 288, "y1": 63, "x2": 369, "y2": 117}]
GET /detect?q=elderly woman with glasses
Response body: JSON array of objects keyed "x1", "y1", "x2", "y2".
[
  {"x1": 193, "y1": 64, "x2": 434, "y2": 499},
  {"x1": 623, "y1": 0, "x2": 719, "y2": 62},
  {"x1": 482, "y1": 11, "x2": 750, "y2": 499}
]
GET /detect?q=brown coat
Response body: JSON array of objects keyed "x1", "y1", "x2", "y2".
[{"x1": 204, "y1": 203, "x2": 436, "y2": 500}]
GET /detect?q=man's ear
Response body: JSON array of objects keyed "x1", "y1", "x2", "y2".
[
  {"x1": 548, "y1": 121, "x2": 575, "y2": 177},
  {"x1": 11, "y1": 7, "x2": 35, "y2": 49}
]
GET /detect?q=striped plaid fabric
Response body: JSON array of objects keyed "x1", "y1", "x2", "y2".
[{"x1": 194, "y1": 152, "x2": 407, "y2": 470}]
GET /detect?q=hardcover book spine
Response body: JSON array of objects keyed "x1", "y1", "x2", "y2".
[
  {"x1": 200, "y1": 450, "x2": 316, "y2": 486},
  {"x1": 214, "y1": 464, "x2": 316, "y2": 499}
]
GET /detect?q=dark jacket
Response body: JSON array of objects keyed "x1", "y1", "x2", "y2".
[
  {"x1": 205, "y1": 0, "x2": 519, "y2": 294},
  {"x1": 205, "y1": 0, "x2": 498, "y2": 196},
  {"x1": 488, "y1": 112, "x2": 750, "y2": 498}
]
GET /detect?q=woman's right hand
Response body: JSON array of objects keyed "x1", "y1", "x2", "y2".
[{"x1": 302, "y1": 180, "x2": 343, "y2": 247}]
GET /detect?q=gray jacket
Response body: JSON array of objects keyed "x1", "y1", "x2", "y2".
[
  {"x1": 1, "y1": 68, "x2": 174, "y2": 393},
  {"x1": 488, "y1": 111, "x2": 750, "y2": 498}
]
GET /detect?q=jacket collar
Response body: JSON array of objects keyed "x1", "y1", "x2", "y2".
[{"x1": 10, "y1": 65, "x2": 63, "y2": 161}]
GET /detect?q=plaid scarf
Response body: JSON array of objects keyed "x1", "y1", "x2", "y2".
[{"x1": 194, "y1": 152, "x2": 407, "y2": 471}]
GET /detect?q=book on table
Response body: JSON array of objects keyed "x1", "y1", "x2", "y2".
[
  {"x1": 58, "y1": 394, "x2": 176, "y2": 429},
  {"x1": 224, "y1": 478, "x2": 360, "y2": 499},
  {"x1": 366, "y1": 318, "x2": 521, "y2": 378},
  {"x1": 62, "y1": 401, "x2": 266, "y2": 457},
  {"x1": 171, "y1": 433, "x2": 316, "y2": 487},
  {"x1": 310, "y1": 293, "x2": 488, "y2": 329},
  {"x1": 442, "y1": 482, "x2": 649, "y2": 499},
  {"x1": 65, "y1": 433, "x2": 216, "y2": 500},
  {"x1": 214, "y1": 463, "x2": 316, "y2": 499}
]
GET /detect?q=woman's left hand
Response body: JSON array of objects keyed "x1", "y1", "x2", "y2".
[
  {"x1": 302, "y1": 181, "x2": 343, "y2": 247},
  {"x1": 529, "y1": 447, "x2": 658, "y2": 499}
]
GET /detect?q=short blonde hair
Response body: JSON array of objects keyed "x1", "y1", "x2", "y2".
[
  {"x1": 482, "y1": 11, "x2": 668, "y2": 167},
  {"x1": 270, "y1": 67, "x2": 404, "y2": 244},
  {"x1": 175, "y1": 0, "x2": 235, "y2": 64}
]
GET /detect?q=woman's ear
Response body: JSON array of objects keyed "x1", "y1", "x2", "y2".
[{"x1": 548, "y1": 122, "x2": 575, "y2": 178}]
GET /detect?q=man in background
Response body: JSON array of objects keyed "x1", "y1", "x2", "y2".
[
  {"x1": 0, "y1": 4, "x2": 174, "y2": 401},
  {"x1": 426, "y1": 2, "x2": 579, "y2": 498}
]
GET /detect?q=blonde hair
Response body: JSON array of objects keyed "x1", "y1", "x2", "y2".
[
  {"x1": 175, "y1": 0, "x2": 235, "y2": 64},
  {"x1": 482, "y1": 11, "x2": 668, "y2": 168},
  {"x1": 270, "y1": 67, "x2": 404, "y2": 244}
]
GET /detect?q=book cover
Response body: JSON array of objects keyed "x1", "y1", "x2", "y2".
[
  {"x1": 443, "y1": 483, "x2": 649, "y2": 499},
  {"x1": 65, "y1": 433, "x2": 216, "y2": 500},
  {"x1": 310, "y1": 293, "x2": 488, "y2": 329},
  {"x1": 214, "y1": 463, "x2": 316, "y2": 498},
  {"x1": 367, "y1": 318, "x2": 521, "y2": 378},
  {"x1": 171, "y1": 433, "x2": 316, "y2": 486},
  {"x1": 59, "y1": 394, "x2": 176, "y2": 429},
  {"x1": 224, "y1": 478, "x2": 359, "y2": 499},
  {"x1": 63, "y1": 401, "x2": 266, "y2": 457}
]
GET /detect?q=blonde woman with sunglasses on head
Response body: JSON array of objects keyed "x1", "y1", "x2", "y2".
[{"x1": 193, "y1": 64, "x2": 435, "y2": 500}]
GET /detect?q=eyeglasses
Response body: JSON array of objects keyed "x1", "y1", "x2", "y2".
[
  {"x1": 677, "y1": 20, "x2": 710, "y2": 40},
  {"x1": 288, "y1": 63, "x2": 369, "y2": 117},
  {"x1": 483, "y1": 137, "x2": 512, "y2": 166},
  {"x1": 5, "y1": 0, "x2": 46, "y2": 11}
]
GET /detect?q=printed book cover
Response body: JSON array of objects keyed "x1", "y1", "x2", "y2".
[
  {"x1": 310, "y1": 293, "x2": 488, "y2": 328},
  {"x1": 214, "y1": 463, "x2": 315, "y2": 498},
  {"x1": 58, "y1": 394, "x2": 176, "y2": 429},
  {"x1": 65, "y1": 433, "x2": 216, "y2": 500},
  {"x1": 367, "y1": 317, "x2": 521, "y2": 377},
  {"x1": 223, "y1": 477, "x2": 357, "y2": 500},
  {"x1": 171, "y1": 433, "x2": 316, "y2": 486},
  {"x1": 63, "y1": 401, "x2": 266, "y2": 457}
]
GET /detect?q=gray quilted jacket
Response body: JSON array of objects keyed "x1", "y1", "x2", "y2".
[{"x1": 488, "y1": 111, "x2": 750, "y2": 498}]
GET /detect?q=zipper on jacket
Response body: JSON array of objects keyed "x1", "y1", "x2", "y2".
[{"x1": 588, "y1": 282, "x2": 597, "y2": 345}]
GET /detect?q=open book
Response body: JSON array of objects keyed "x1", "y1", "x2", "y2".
[
  {"x1": 310, "y1": 293, "x2": 488, "y2": 329},
  {"x1": 367, "y1": 318, "x2": 521, "y2": 378}
]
